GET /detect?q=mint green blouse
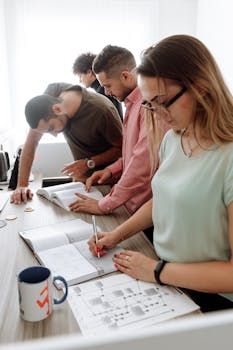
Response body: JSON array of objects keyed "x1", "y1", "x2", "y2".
[{"x1": 152, "y1": 130, "x2": 233, "y2": 300}]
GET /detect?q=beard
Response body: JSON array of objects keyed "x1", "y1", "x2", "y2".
[
  {"x1": 59, "y1": 113, "x2": 70, "y2": 133},
  {"x1": 113, "y1": 86, "x2": 134, "y2": 102}
]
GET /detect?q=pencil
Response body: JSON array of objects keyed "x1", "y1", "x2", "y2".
[{"x1": 92, "y1": 215, "x2": 100, "y2": 258}]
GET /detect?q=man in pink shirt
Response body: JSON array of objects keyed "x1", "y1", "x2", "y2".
[{"x1": 69, "y1": 46, "x2": 167, "y2": 241}]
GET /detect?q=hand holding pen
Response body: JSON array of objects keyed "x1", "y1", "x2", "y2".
[
  {"x1": 88, "y1": 229, "x2": 119, "y2": 257},
  {"x1": 92, "y1": 215, "x2": 100, "y2": 258}
]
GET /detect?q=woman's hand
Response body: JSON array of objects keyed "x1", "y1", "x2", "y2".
[
  {"x1": 113, "y1": 250, "x2": 157, "y2": 282},
  {"x1": 88, "y1": 231, "x2": 119, "y2": 257},
  {"x1": 69, "y1": 194, "x2": 104, "y2": 214}
]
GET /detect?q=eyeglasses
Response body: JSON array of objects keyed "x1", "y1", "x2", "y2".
[{"x1": 141, "y1": 87, "x2": 187, "y2": 112}]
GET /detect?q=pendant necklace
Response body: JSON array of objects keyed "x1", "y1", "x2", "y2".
[
  {"x1": 186, "y1": 135, "x2": 199, "y2": 158},
  {"x1": 182, "y1": 128, "x2": 215, "y2": 158},
  {"x1": 182, "y1": 129, "x2": 200, "y2": 158}
]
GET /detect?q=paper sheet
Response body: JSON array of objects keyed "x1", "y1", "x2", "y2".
[
  {"x1": 68, "y1": 274, "x2": 199, "y2": 336},
  {"x1": 39, "y1": 244, "x2": 97, "y2": 283}
]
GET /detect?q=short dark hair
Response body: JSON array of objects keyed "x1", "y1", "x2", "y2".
[
  {"x1": 25, "y1": 94, "x2": 61, "y2": 129},
  {"x1": 44, "y1": 82, "x2": 73, "y2": 97},
  {"x1": 93, "y1": 45, "x2": 136, "y2": 77},
  {"x1": 72, "y1": 52, "x2": 96, "y2": 74}
]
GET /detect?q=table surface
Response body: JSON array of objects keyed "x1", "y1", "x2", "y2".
[{"x1": 0, "y1": 175, "x2": 157, "y2": 344}]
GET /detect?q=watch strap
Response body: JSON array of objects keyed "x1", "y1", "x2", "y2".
[{"x1": 154, "y1": 259, "x2": 167, "y2": 285}]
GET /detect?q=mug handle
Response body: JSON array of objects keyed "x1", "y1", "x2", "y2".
[{"x1": 53, "y1": 275, "x2": 68, "y2": 304}]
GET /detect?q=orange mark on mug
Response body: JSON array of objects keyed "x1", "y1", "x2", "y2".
[{"x1": 36, "y1": 281, "x2": 50, "y2": 315}]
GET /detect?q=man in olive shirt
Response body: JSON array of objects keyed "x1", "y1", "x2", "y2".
[{"x1": 11, "y1": 84, "x2": 122, "y2": 204}]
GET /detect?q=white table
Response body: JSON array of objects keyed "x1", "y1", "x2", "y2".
[{"x1": 0, "y1": 176, "x2": 156, "y2": 344}]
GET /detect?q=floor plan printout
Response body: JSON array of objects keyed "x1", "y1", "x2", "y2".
[{"x1": 68, "y1": 274, "x2": 199, "y2": 336}]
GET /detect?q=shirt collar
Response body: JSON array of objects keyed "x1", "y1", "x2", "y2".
[
  {"x1": 124, "y1": 86, "x2": 142, "y2": 107},
  {"x1": 90, "y1": 79, "x2": 100, "y2": 91}
]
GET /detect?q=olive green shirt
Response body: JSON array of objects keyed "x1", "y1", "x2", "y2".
[{"x1": 63, "y1": 86, "x2": 122, "y2": 161}]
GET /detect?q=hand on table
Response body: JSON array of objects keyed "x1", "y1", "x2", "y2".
[
  {"x1": 85, "y1": 168, "x2": 112, "y2": 191},
  {"x1": 69, "y1": 193, "x2": 104, "y2": 214},
  {"x1": 10, "y1": 187, "x2": 33, "y2": 204},
  {"x1": 113, "y1": 250, "x2": 157, "y2": 283}
]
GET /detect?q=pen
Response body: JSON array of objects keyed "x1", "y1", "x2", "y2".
[{"x1": 92, "y1": 215, "x2": 100, "y2": 258}]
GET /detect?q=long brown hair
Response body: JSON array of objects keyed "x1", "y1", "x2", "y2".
[{"x1": 137, "y1": 35, "x2": 233, "y2": 169}]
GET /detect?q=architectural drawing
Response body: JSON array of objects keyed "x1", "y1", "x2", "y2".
[{"x1": 68, "y1": 274, "x2": 199, "y2": 335}]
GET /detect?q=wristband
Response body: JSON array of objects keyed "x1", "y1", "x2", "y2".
[{"x1": 154, "y1": 259, "x2": 167, "y2": 285}]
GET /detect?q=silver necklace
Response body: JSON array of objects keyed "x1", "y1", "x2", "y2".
[
  {"x1": 186, "y1": 135, "x2": 200, "y2": 158},
  {"x1": 182, "y1": 128, "x2": 215, "y2": 158},
  {"x1": 182, "y1": 129, "x2": 200, "y2": 158}
]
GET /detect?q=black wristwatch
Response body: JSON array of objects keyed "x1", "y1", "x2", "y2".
[
  {"x1": 86, "y1": 159, "x2": 95, "y2": 169},
  {"x1": 154, "y1": 259, "x2": 167, "y2": 285}
]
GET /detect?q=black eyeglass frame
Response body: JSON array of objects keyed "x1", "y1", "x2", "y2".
[{"x1": 141, "y1": 87, "x2": 187, "y2": 112}]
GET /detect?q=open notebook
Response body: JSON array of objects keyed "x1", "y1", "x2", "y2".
[
  {"x1": 36, "y1": 182, "x2": 103, "y2": 211},
  {"x1": 19, "y1": 218, "x2": 122, "y2": 287}
]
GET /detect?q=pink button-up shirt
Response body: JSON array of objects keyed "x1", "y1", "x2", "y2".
[{"x1": 99, "y1": 87, "x2": 155, "y2": 214}]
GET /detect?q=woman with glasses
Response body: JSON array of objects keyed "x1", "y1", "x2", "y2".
[{"x1": 88, "y1": 35, "x2": 233, "y2": 312}]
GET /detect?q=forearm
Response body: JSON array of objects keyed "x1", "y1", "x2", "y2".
[
  {"x1": 161, "y1": 260, "x2": 233, "y2": 293},
  {"x1": 17, "y1": 130, "x2": 41, "y2": 187},
  {"x1": 91, "y1": 144, "x2": 121, "y2": 167},
  {"x1": 17, "y1": 152, "x2": 34, "y2": 187},
  {"x1": 99, "y1": 125, "x2": 153, "y2": 212},
  {"x1": 113, "y1": 199, "x2": 153, "y2": 243}
]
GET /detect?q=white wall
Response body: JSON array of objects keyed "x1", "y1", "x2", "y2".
[
  {"x1": 2, "y1": 0, "x2": 233, "y2": 160},
  {"x1": 158, "y1": 0, "x2": 198, "y2": 39},
  {"x1": 0, "y1": 0, "x2": 10, "y2": 134},
  {"x1": 1, "y1": 0, "x2": 198, "y2": 153},
  {"x1": 196, "y1": 0, "x2": 233, "y2": 92},
  {"x1": 4, "y1": 0, "x2": 160, "y2": 146},
  {"x1": 31, "y1": 142, "x2": 73, "y2": 177}
]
